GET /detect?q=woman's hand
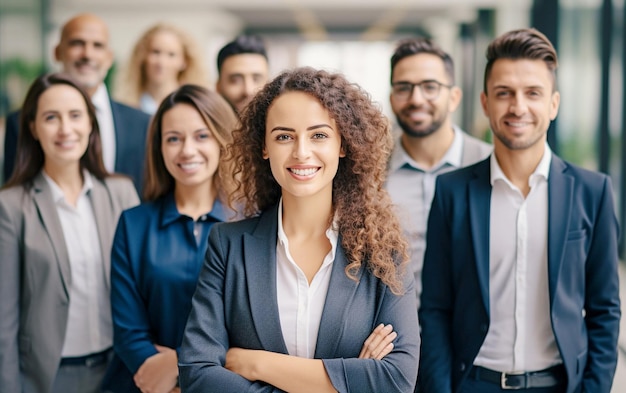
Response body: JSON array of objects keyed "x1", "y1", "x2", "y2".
[
  {"x1": 134, "y1": 344, "x2": 179, "y2": 393},
  {"x1": 358, "y1": 324, "x2": 397, "y2": 360}
]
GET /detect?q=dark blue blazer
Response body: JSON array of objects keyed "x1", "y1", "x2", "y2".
[
  {"x1": 3, "y1": 100, "x2": 150, "y2": 193},
  {"x1": 179, "y1": 204, "x2": 421, "y2": 392},
  {"x1": 102, "y1": 194, "x2": 229, "y2": 393},
  {"x1": 418, "y1": 156, "x2": 621, "y2": 393}
]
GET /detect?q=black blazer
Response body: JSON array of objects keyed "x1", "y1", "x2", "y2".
[{"x1": 3, "y1": 100, "x2": 150, "y2": 193}]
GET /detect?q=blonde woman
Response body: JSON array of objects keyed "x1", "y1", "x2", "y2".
[{"x1": 117, "y1": 24, "x2": 207, "y2": 114}]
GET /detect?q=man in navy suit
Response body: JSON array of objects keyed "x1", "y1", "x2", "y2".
[
  {"x1": 418, "y1": 28, "x2": 620, "y2": 393},
  {"x1": 3, "y1": 13, "x2": 149, "y2": 193}
]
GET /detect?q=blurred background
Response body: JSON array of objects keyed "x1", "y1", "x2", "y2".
[
  {"x1": 1, "y1": 0, "x2": 626, "y2": 390},
  {"x1": 0, "y1": 0, "x2": 625, "y2": 244},
  {"x1": 1, "y1": 2, "x2": 626, "y2": 235}
]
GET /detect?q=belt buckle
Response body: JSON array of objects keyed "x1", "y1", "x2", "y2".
[
  {"x1": 85, "y1": 355, "x2": 100, "y2": 368},
  {"x1": 500, "y1": 371, "x2": 526, "y2": 390}
]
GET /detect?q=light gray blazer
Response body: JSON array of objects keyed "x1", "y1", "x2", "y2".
[{"x1": 0, "y1": 172, "x2": 139, "y2": 393}]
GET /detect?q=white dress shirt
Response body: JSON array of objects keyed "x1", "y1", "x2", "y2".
[
  {"x1": 43, "y1": 171, "x2": 113, "y2": 357},
  {"x1": 275, "y1": 199, "x2": 338, "y2": 358},
  {"x1": 474, "y1": 146, "x2": 561, "y2": 372},
  {"x1": 386, "y1": 126, "x2": 464, "y2": 306},
  {"x1": 91, "y1": 84, "x2": 116, "y2": 173}
]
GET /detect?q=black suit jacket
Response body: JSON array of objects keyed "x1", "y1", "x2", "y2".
[{"x1": 3, "y1": 100, "x2": 150, "y2": 193}]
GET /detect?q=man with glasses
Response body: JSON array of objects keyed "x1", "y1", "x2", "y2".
[{"x1": 385, "y1": 37, "x2": 491, "y2": 307}]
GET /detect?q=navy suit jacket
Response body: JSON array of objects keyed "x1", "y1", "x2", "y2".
[
  {"x1": 418, "y1": 155, "x2": 620, "y2": 393},
  {"x1": 179, "y1": 204, "x2": 421, "y2": 392},
  {"x1": 3, "y1": 100, "x2": 150, "y2": 193}
]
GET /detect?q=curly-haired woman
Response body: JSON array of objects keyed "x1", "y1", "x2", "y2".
[{"x1": 179, "y1": 67, "x2": 420, "y2": 392}]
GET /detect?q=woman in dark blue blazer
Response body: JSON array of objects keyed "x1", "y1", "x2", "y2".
[
  {"x1": 179, "y1": 67, "x2": 421, "y2": 392},
  {"x1": 102, "y1": 85, "x2": 240, "y2": 393}
]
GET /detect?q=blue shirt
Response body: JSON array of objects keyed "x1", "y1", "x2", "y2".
[{"x1": 107, "y1": 192, "x2": 228, "y2": 388}]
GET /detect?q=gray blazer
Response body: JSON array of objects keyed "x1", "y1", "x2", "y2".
[
  {"x1": 0, "y1": 172, "x2": 139, "y2": 393},
  {"x1": 179, "y1": 204, "x2": 421, "y2": 392}
]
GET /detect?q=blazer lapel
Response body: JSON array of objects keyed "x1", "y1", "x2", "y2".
[
  {"x1": 314, "y1": 245, "x2": 362, "y2": 358},
  {"x1": 89, "y1": 178, "x2": 114, "y2": 289},
  {"x1": 32, "y1": 173, "x2": 72, "y2": 298},
  {"x1": 244, "y1": 204, "x2": 288, "y2": 353},
  {"x1": 468, "y1": 160, "x2": 492, "y2": 313},
  {"x1": 547, "y1": 157, "x2": 573, "y2": 303},
  {"x1": 109, "y1": 99, "x2": 123, "y2": 170}
]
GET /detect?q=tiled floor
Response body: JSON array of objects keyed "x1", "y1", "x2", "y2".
[{"x1": 612, "y1": 263, "x2": 626, "y2": 392}]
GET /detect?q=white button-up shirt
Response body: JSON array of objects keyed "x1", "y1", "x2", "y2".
[
  {"x1": 43, "y1": 171, "x2": 113, "y2": 357},
  {"x1": 474, "y1": 146, "x2": 561, "y2": 372},
  {"x1": 91, "y1": 84, "x2": 116, "y2": 173},
  {"x1": 275, "y1": 199, "x2": 338, "y2": 358}
]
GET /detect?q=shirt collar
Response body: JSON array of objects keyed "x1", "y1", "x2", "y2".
[
  {"x1": 388, "y1": 125, "x2": 464, "y2": 172},
  {"x1": 42, "y1": 169, "x2": 94, "y2": 204},
  {"x1": 159, "y1": 191, "x2": 228, "y2": 227},
  {"x1": 490, "y1": 142, "x2": 552, "y2": 187},
  {"x1": 90, "y1": 84, "x2": 110, "y2": 113},
  {"x1": 140, "y1": 93, "x2": 158, "y2": 114},
  {"x1": 276, "y1": 197, "x2": 339, "y2": 259}
]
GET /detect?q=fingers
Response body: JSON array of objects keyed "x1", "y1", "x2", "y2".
[
  {"x1": 359, "y1": 323, "x2": 385, "y2": 358},
  {"x1": 358, "y1": 323, "x2": 397, "y2": 359},
  {"x1": 374, "y1": 341, "x2": 395, "y2": 360}
]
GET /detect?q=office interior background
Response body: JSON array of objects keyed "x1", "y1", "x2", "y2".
[
  {"x1": 1, "y1": 0, "x2": 626, "y2": 255},
  {"x1": 2, "y1": 0, "x2": 626, "y2": 391}
]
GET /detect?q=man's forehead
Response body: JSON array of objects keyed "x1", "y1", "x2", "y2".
[
  {"x1": 221, "y1": 54, "x2": 268, "y2": 74},
  {"x1": 61, "y1": 16, "x2": 109, "y2": 44},
  {"x1": 392, "y1": 54, "x2": 449, "y2": 82},
  {"x1": 487, "y1": 59, "x2": 554, "y2": 87}
]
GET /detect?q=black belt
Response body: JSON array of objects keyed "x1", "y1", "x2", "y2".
[
  {"x1": 60, "y1": 348, "x2": 112, "y2": 368},
  {"x1": 468, "y1": 365, "x2": 566, "y2": 390}
]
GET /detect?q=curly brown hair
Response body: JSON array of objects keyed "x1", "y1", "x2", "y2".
[{"x1": 227, "y1": 67, "x2": 408, "y2": 294}]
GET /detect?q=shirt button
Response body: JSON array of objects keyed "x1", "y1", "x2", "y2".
[
  {"x1": 201, "y1": 215, "x2": 207, "y2": 221},
  {"x1": 460, "y1": 362, "x2": 466, "y2": 372},
  {"x1": 480, "y1": 323, "x2": 488, "y2": 333}
]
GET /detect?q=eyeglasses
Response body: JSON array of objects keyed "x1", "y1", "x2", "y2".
[{"x1": 391, "y1": 80, "x2": 453, "y2": 101}]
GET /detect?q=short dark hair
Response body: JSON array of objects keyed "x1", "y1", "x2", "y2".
[
  {"x1": 4, "y1": 72, "x2": 108, "y2": 189},
  {"x1": 390, "y1": 37, "x2": 455, "y2": 84},
  {"x1": 483, "y1": 28, "x2": 558, "y2": 93},
  {"x1": 216, "y1": 35, "x2": 268, "y2": 75}
]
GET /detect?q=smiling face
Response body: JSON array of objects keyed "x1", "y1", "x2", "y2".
[
  {"x1": 54, "y1": 15, "x2": 113, "y2": 96},
  {"x1": 32, "y1": 84, "x2": 92, "y2": 173},
  {"x1": 144, "y1": 30, "x2": 186, "y2": 87},
  {"x1": 481, "y1": 58, "x2": 560, "y2": 154},
  {"x1": 390, "y1": 53, "x2": 461, "y2": 138},
  {"x1": 161, "y1": 103, "x2": 221, "y2": 191},
  {"x1": 263, "y1": 91, "x2": 344, "y2": 203}
]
